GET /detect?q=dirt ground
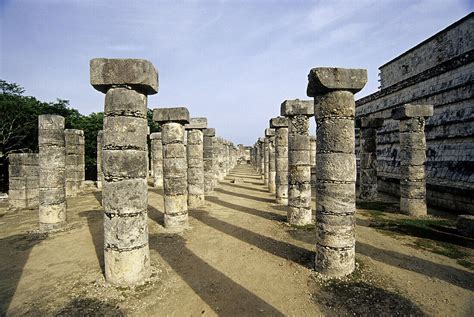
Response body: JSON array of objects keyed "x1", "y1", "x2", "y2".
[{"x1": 1, "y1": 164, "x2": 473, "y2": 316}]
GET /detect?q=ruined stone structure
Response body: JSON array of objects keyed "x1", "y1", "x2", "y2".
[
  {"x1": 150, "y1": 132, "x2": 163, "y2": 187},
  {"x1": 356, "y1": 14, "x2": 474, "y2": 214},
  {"x1": 38, "y1": 114, "x2": 67, "y2": 231},
  {"x1": 310, "y1": 135, "x2": 316, "y2": 188},
  {"x1": 263, "y1": 134, "x2": 270, "y2": 187},
  {"x1": 185, "y1": 118, "x2": 207, "y2": 208},
  {"x1": 258, "y1": 137, "x2": 265, "y2": 178},
  {"x1": 357, "y1": 117, "x2": 384, "y2": 200},
  {"x1": 153, "y1": 107, "x2": 190, "y2": 230},
  {"x1": 203, "y1": 128, "x2": 216, "y2": 194},
  {"x1": 90, "y1": 58, "x2": 158, "y2": 285},
  {"x1": 393, "y1": 104, "x2": 433, "y2": 216},
  {"x1": 96, "y1": 130, "x2": 103, "y2": 189},
  {"x1": 265, "y1": 128, "x2": 276, "y2": 193},
  {"x1": 8, "y1": 153, "x2": 39, "y2": 210},
  {"x1": 308, "y1": 67, "x2": 367, "y2": 277},
  {"x1": 64, "y1": 129, "x2": 85, "y2": 197},
  {"x1": 281, "y1": 99, "x2": 314, "y2": 226},
  {"x1": 270, "y1": 117, "x2": 288, "y2": 205}
]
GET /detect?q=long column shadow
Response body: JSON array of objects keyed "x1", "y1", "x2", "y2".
[
  {"x1": 148, "y1": 204, "x2": 164, "y2": 226},
  {"x1": 206, "y1": 196, "x2": 285, "y2": 222},
  {"x1": 227, "y1": 172, "x2": 262, "y2": 180},
  {"x1": 149, "y1": 234, "x2": 284, "y2": 316},
  {"x1": 214, "y1": 187, "x2": 275, "y2": 203},
  {"x1": 0, "y1": 233, "x2": 44, "y2": 314},
  {"x1": 79, "y1": 210, "x2": 104, "y2": 273},
  {"x1": 356, "y1": 241, "x2": 474, "y2": 291},
  {"x1": 190, "y1": 210, "x2": 313, "y2": 268},
  {"x1": 221, "y1": 182, "x2": 269, "y2": 193}
]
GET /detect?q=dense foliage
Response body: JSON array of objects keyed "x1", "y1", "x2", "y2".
[{"x1": 0, "y1": 79, "x2": 159, "y2": 190}]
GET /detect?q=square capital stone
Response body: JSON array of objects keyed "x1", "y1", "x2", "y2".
[
  {"x1": 258, "y1": 137, "x2": 265, "y2": 143},
  {"x1": 270, "y1": 116, "x2": 288, "y2": 128},
  {"x1": 355, "y1": 117, "x2": 385, "y2": 129},
  {"x1": 153, "y1": 107, "x2": 190, "y2": 124},
  {"x1": 150, "y1": 132, "x2": 162, "y2": 140},
  {"x1": 203, "y1": 128, "x2": 216, "y2": 137},
  {"x1": 281, "y1": 99, "x2": 314, "y2": 116},
  {"x1": 307, "y1": 67, "x2": 367, "y2": 96},
  {"x1": 392, "y1": 104, "x2": 434, "y2": 120},
  {"x1": 90, "y1": 58, "x2": 158, "y2": 95},
  {"x1": 265, "y1": 128, "x2": 275, "y2": 137},
  {"x1": 185, "y1": 117, "x2": 208, "y2": 130}
]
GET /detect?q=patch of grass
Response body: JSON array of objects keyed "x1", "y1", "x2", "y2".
[
  {"x1": 291, "y1": 223, "x2": 315, "y2": 231},
  {"x1": 411, "y1": 239, "x2": 474, "y2": 270},
  {"x1": 356, "y1": 201, "x2": 397, "y2": 213},
  {"x1": 457, "y1": 259, "x2": 474, "y2": 270}
]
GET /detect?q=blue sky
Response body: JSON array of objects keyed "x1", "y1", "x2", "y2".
[{"x1": 1, "y1": 0, "x2": 472, "y2": 145}]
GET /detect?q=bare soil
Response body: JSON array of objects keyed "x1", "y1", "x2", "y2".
[{"x1": 1, "y1": 164, "x2": 473, "y2": 316}]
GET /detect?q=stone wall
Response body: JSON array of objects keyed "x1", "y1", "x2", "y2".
[{"x1": 356, "y1": 13, "x2": 474, "y2": 214}]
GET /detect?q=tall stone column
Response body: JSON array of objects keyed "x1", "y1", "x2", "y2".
[
  {"x1": 307, "y1": 67, "x2": 367, "y2": 277},
  {"x1": 357, "y1": 117, "x2": 384, "y2": 200},
  {"x1": 392, "y1": 104, "x2": 433, "y2": 217},
  {"x1": 185, "y1": 118, "x2": 207, "y2": 208},
  {"x1": 150, "y1": 132, "x2": 163, "y2": 187},
  {"x1": 8, "y1": 153, "x2": 39, "y2": 209},
  {"x1": 270, "y1": 117, "x2": 289, "y2": 205},
  {"x1": 263, "y1": 135, "x2": 270, "y2": 186},
  {"x1": 90, "y1": 58, "x2": 158, "y2": 286},
  {"x1": 153, "y1": 107, "x2": 190, "y2": 230},
  {"x1": 65, "y1": 129, "x2": 85, "y2": 197},
  {"x1": 310, "y1": 136, "x2": 317, "y2": 188},
  {"x1": 259, "y1": 137, "x2": 265, "y2": 179},
  {"x1": 38, "y1": 114, "x2": 66, "y2": 231},
  {"x1": 281, "y1": 99, "x2": 314, "y2": 225},
  {"x1": 97, "y1": 130, "x2": 104, "y2": 189},
  {"x1": 265, "y1": 128, "x2": 276, "y2": 193},
  {"x1": 203, "y1": 128, "x2": 216, "y2": 194}
]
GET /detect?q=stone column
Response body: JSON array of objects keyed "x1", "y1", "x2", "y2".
[
  {"x1": 357, "y1": 117, "x2": 384, "y2": 200},
  {"x1": 38, "y1": 115, "x2": 66, "y2": 231},
  {"x1": 65, "y1": 129, "x2": 85, "y2": 197},
  {"x1": 265, "y1": 128, "x2": 276, "y2": 193},
  {"x1": 8, "y1": 153, "x2": 39, "y2": 209},
  {"x1": 307, "y1": 67, "x2": 367, "y2": 277},
  {"x1": 263, "y1": 135, "x2": 270, "y2": 186},
  {"x1": 185, "y1": 118, "x2": 207, "y2": 208},
  {"x1": 259, "y1": 137, "x2": 265, "y2": 179},
  {"x1": 90, "y1": 58, "x2": 158, "y2": 286},
  {"x1": 97, "y1": 130, "x2": 104, "y2": 189},
  {"x1": 310, "y1": 136, "x2": 317, "y2": 188},
  {"x1": 270, "y1": 117, "x2": 288, "y2": 205},
  {"x1": 150, "y1": 132, "x2": 163, "y2": 187},
  {"x1": 203, "y1": 128, "x2": 216, "y2": 194},
  {"x1": 392, "y1": 104, "x2": 433, "y2": 217},
  {"x1": 281, "y1": 100, "x2": 314, "y2": 225},
  {"x1": 153, "y1": 107, "x2": 190, "y2": 229}
]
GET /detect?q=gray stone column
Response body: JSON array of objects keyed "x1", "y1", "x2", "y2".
[
  {"x1": 90, "y1": 58, "x2": 158, "y2": 286},
  {"x1": 357, "y1": 117, "x2": 384, "y2": 200},
  {"x1": 263, "y1": 135, "x2": 270, "y2": 186},
  {"x1": 265, "y1": 128, "x2": 276, "y2": 193},
  {"x1": 281, "y1": 100, "x2": 314, "y2": 225},
  {"x1": 97, "y1": 130, "x2": 103, "y2": 189},
  {"x1": 38, "y1": 114, "x2": 66, "y2": 231},
  {"x1": 153, "y1": 107, "x2": 190, "y2": 229},
  {"x1": 65, "y1": 129, "x2": 85, "y2": 197},
  {"x1": 307, "y1": 67, "x2": 367, "y2": 277},
  {"x1": 270, "y1": 117, "x2": 288, "y2": 205},
  {"x1": 150, "y1": 132, "x2": 163, "y2": 187},
  {"x1": 203, "y1": 128, "x2": 216, "y2": 194},
  {"x1": 310, "y1": 136, "x2": 317, "y2": 188},
  {"x1": 392, "y1": 104, "x2": 433, "y2": 217},
  {"x1": 185, "y1": 118, "x2": 207, "y2": 208},
  {"x1": 8, "y1": 153, "x2": 39, "y2": 209}
]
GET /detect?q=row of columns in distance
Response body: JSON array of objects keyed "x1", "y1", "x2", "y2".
[
  {"x1": 90, "y1": 58, "x2": 239, "y2": 286},
  {"x1": 250, "y1": 67, "x2": 433, "y2": 278}
]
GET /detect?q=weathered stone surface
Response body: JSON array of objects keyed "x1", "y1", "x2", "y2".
[
  {"x1": 104, "y1": 212, "x2": 148, "y2": 250},
  {"x1": 316, "y1": 213, "x2": 355, "y2": 248},
  {"x1": 265, "y1": 128, "x2": 275, "y2": 137},
  {"x1": 153, "y1": 107, "x2": 190, "y2": 124},
  {"x1": 316, "y1": 153, "x2": 356, "y2": 182},
  {"x1": 315, "y1": 244, "x2": 355, "y2": 277},
  {"x1": 307, "y1": 67, "x2": 367, "y2": 96},
  {"x1": 104, "y1": 246, "x2": 150, "y2": 286},
  {"x1": 103, "y1": 179, "x2": 148, "y2": 214},
  {"x1": 90, "y1": 58, "x2": 158, "y2": 95},
  {"x1": 187, "y1": 129, "x2": 204, "y2": 208},
  {"x1": 316, "y1": 182, "x2": 355, "y2": 214},
  {"x1": 64, "y1": 129, "x2": 85, "y2": 197},
  {"x1": 457, "y1": 215, "x2": 474, "y2": 237},
  {"x1": 97, "y1": 131, "x2": 104, "y2": 189},
  {"x1": 203, "y1": 128, "x2": 216, "y2": 137},
  {"x1": 392, "y1": 104, "x2": 434, "y2": 120},
  {"x1": 150, "y1": 132, "x2": 163, "y2": 187},
  {"x1": 281, "y1": 99, "x2": 314, "y2": 116},
  {"x1": 8, "y1": 153, "x2": 39, "y2": 210},
  {"x1": 314, "y1": 91, "x2": 355, "y2": 118},
  {"x1": 161, "y1": 122, "x2": 186, "y2": 144},
  {"x1": 104, "y1": 88, "x2": 147, "y2": 118},
  {"x1": 185, "y1": 117, "x2": 208, "y2": 130},
  {"x1": 317, "y1": 119, "x2": 354, "y2": 154},
  {"x1": 274, "y1": 123, "x2": 289, "y2": 205}
]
